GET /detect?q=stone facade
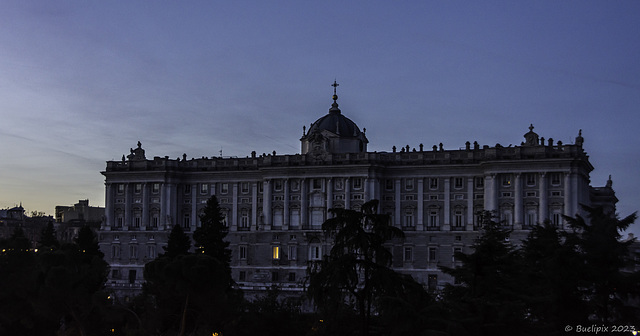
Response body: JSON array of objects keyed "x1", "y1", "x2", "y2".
[{"x1": 99, "y1": 91, "x2": 616, "y2": 301}]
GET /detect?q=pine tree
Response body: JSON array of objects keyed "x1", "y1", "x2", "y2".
[
  {"x1": 564, "y1": 206, "x2": 638, "y2": 323},
  {"x1": 440, "y1": 211, "x2": 525, "y2": 336},
  {"x1": 75, "y1": 225, "x2": 103, "y2": 258},
  {"x1": 193, "y1": 196, "x2": 231, "y2": 268},
  {"x1": 162, "y1": 224, "x2": 191, "y2": 258}
]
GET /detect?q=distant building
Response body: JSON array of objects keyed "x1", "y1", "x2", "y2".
[
  {"x1": 99, "y1": 84, "x2": 617, "y2": 301},
  {"x1": 55, "y1": 199, "x2": 104, "y2": 243},
  {"x1": 0, "y1": 205, "x2": 55, "y2": 248}
]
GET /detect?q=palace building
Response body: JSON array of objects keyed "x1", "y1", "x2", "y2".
[{"x1": 99, "y1": 83, "x2": 616, "y2": 301}]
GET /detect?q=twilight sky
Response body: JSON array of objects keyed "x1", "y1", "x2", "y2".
[{"x1": 1, "y1": 1, "x2": 638, "y2": 235}]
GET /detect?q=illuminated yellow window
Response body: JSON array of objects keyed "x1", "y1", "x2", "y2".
[{"x1": 272, "y1": 246, "x2": 280, "y2": 260}]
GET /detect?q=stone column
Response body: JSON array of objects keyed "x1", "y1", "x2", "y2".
[
  {"x1": 538, "y1": 173, "x2": 548, "y2": 223},
  {"x1": 443, "y1": 177, "x2": 450, "y2": 231},
  {"x1": 283, "y1": 179, "x2": 290, "y2": 230},
  {"x1": 262, "y1": 180, "x2": 271, "y2": 229},
  {"x1": 124, "y1": 184, "x2": 131, "y2": 229},
  {"x1": 345, "y1": 178, "x2": 351, "y2": 210},
  {"x1": 160, "y1": 183, "x2": 166, "y2": 229},
  {"x1": 395, "y1": 179, "x2": 401, "y2": 227},
  {"x1": 326, "y1": 178, "x2": 333, "y2": 215},
  {"x1": 104, "y1": 183, "x2": 112, "y2": 230},
  {"x1": 142, "y1": 183, "x2": 149, "y2": 229},
  {"x1": 514, "y1": 173, "x2": 523, "y2": 229},
  {"x1": 564, "y1": 172, "x2": 573, "y2": 228},
  {"x1": 232, "y1": 182, "x2": 239, "y2": 229},
  {"x1": 466, "y1": 177, "x2": 474, "y2": 230},
  {"x1": 484, "y1": 174, "x2": 497, "y2": 212},
  {"x1": 301, "y1": 178, "x2": 308, "y2": 228},
  {"x1": 364, "y1": 177, "x2": 370, "y2": 202},
  {"x1": 417, "y1": 178, "x2": 424, "y2": 231},
  {"x1": 191, "y1": 183, "x2": 197, "y2": 230},
  {"x1": 251, "y1": 182, "x2": 258, "y2": 230}
]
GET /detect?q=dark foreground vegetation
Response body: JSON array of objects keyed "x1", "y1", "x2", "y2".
[{"x1": 1, "y1": 197, "x2": 638, "y2": 336}]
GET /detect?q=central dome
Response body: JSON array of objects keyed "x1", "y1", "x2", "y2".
[
  {"x1": 300, "y1": 83, "x2": 368, "y2": 155},
  {"x1": 307, "y1": 102, "x2": 363, "y2": 138}
]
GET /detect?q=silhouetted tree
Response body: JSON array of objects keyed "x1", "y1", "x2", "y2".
[
  {"x1": 440, "y1": 211, "x2": 525, "y2": 336},
  {"x1": 564, "y1": 206, "x2": 638, "y2": 323},
  {"x1": 519, "y1": 221, "x2": 587, "y2": 335},
  {"x1": 308, "y1": 199, "x2": 412, "y2": 336},
  {"x1": 163, "y1": 224, "x2": 191, "y2": 258},
  {"x1": 194, "y1": 195, "x2": 231, "y2": 271},
  {"x1": 37, "y1": 222, "x2": 59, "y2": 251}
]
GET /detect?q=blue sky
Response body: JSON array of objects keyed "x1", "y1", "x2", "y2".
[{"x1": 1, "y1": 1, "x2": 638, "y2": 235}]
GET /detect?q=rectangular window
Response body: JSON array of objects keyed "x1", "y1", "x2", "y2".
[
  {"x1": 453, "y1": 247, "x2": 462, "y2": 263},
  {"x1": 404, "y1": 212, "x2": 414, "y2": 227},
  {"x1": 353, "y1": 178, "x2": 362, "y2": 189},
  {"x1": 551, "y1": 191, "x2": 562, "y2": 197},
  {"x1": 404, "y1": 195, "x2": 415, "y2": 201},
  {"x1": 241, "y1": 182, "x2": 249, "y2": 193},
  {"x1": 117, "y1": 184, "x2": 125, "y2": 194},
  {"x1": 454, "y1": 177, "x2": 463, "y2": 189},
  {"x1": 272, "y1": 246, "x2": 280, "y2": 260},
  {"x1": 553, "y1": 213, "x2": 561, "y2": 226},
  {"x1": 454, "y1": 211, "x2": 463, "y2": 227},
  {"x1": 309, "y1": 245, "x2": 321, "y2": 260},
  {"x1": 274, "y1": 180, "x2": 283, "y2": 191},
  {"x1": 221, "y1": 183, "x2": 229, "y2": 194},
  {"x1": 183, "y1": 214, "x2": 190, "y2": 229},
  {"x1": 526, "y1": 212, "x2": 536, "y2": 226},
  {"x1": 429, "y1": 195, "x2": 438, "y2": 200},
  {"x1": 112, "y1": 269, "x2": 120, "y2": 279},
  {"x1": 405, "y1": 178, "x2": 414, "y2": 191},
  {"x1": 151, "y1": 214, "x2": 159, "y2": 228},
  {"x1": 111, "y1": 245, "x2": 120, "y2": 259},
  {"x1": 239, "y1": 271, "x2": 246, "y2": 281},
  {"x1": 271, "y1": 271, "x2": 279, "y2": 282},
  {"x1": 200, "y1": 183, "x2": 209, "y2": 194},
  {"x1": 475, "y1": 177, "x2": 484, "y2": 189},
  {"x1": 526, "y1": 191, "x2": 537, "y2": 197},
  {"x1": 240, "y1": 212, "x2": 249, "y2": 228},
  {"x1": 385, "y1": 179, "x2": 394, "y2": 190},
  {"x1": 133, "y1": 216, "x2": 141, "y2": 228},
  {"x1": 313, "y1": 179, "x2": 322, "y2": 190},
  {"x1": 429, "y1": 178, "x2": 438, "y2": 190},
  {"x1": 116, "y1": 216, "x2": 123, "y2": 228},
  {"x1": 428, "y1": 247, "x2": 437, "y2": 262},
  {"x1": 403, "y1": 247, "x2": 413, "y2": 262},
  {"x1": 551, "y1": 173, "x2": 562, "y2": 186},
  {"x1": 502, "y1": 174, "x2": 512, "y2": 187},
  {"x1": 288, "y1": 272, "x2": 296, "y2": 282},
  {"x1": 526, "y1": 174, "x2": 536, "y2": 186},
  {"x1": 152, "y1": 183, "x2": 160, "y2": 193},
  {"x1": 147, "y1": 245, "x2": 156, "y2": 259},
  {"x1": 239, "y1": 246, "x2": 247, "y2": 260},
  {"x1": 184, "y1": 184, "x2": 191, "y2": 195},
  {"x1": 429, "y1": 211, "x2": 438, "y2": 227},
  {"x1": 288, "y1": 245, "x2": 297, "y2": 260},
  {"x1": 129, "y1": 245, "x2": 138, "y2": 259},
  {"x1": 134, "y1": 183, "x2": 142, "y2": 194}
]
